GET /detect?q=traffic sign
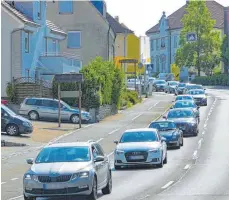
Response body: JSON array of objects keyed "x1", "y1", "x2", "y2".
[{"x1": 55, "y1": 73, "x2": 83, "y2": 83}]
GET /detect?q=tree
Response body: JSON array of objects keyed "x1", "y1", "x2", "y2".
[
  {"x1": 175, "y1": 0, "x2": 221, "y2": 76},
  {"x1": 221, "y1": 35, "x2": 229, "y2": 74}
]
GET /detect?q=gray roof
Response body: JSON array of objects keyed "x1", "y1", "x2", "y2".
[
  {"x1": 1, "y1": 1, "x2": 40, "y2": 27},
  {"x1": 106, "y1": 12, "x2": 134, "y2": 34},
  {"x1": 46, "y1": 20, "x2": 66, "y2": 36},
  {"x1": 146, "y1": 1, "x2": 225, "y2": 35}
]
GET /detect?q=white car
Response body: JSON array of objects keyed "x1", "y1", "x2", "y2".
[{"x1": 114, "y1": 128, "x2": 167, "y2": 169}]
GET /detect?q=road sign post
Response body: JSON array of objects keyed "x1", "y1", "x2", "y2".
[{"x1": 58, "y1": 83, "x2": 61, "y2": 127}]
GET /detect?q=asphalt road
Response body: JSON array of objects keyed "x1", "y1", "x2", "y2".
[{"x1": 2, "y1": 89, "x2": 229, "y2": 200}]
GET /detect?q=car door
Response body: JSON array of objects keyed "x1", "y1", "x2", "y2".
[
  {"x1": 40, "y1": 100, "x2": 55, "y2": 119},
  {"x1": 1, "y1": 108, "x2": 9, "y2": 131},
  {"x1": 91, "y1": 145, "x2": 103, "y2": 188},
  {"x1": 158, "y1": 132, "x2": 166, "y2": 159},
  {"x1": 94, "y1": 143, "x2": 108, "y2": 187}
]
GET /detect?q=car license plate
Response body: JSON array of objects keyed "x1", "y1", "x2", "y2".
[
  {"x1": 43, "y1": 183, "x2": 60, "y2": 189},
  {"x1": 129, "y1": 155, "x2": 144, "y2": 160}
]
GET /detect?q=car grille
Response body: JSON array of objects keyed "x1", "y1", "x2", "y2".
[
  {"x1": 125, "y1": 151, "x2": 148, "y2": 162},
  {"x1": 38, "y1": 175, "x2": 72, "y2": 183},
  {"x1": 25, "y1": 186, "x2": 89, "y2": 195}
]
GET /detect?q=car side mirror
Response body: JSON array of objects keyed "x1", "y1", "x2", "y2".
[
  {"x1": 170, "y1": 106, "x2": 174, "y2": 109},
  {"x1": 204, "y1": 89, "x2": 206, "y2": 91},
  {"x1": 161, "y1": 137, "x2": 166, "y2": 142},
  {"x1": 162, "y1": 116, "x2": 167, "y2": 119},
  {"x1": 197, "y1": 106, "x2": 200, "y2": 110},
  {"x1": 114, "y1": 140, "x2": 119, "y2": 145},
  {"x1": 26, "y1": 158, "x2": 34, "y2": 165},
  {"x1": 94, "y1": 156, "x2": 104, "y2": 162}
]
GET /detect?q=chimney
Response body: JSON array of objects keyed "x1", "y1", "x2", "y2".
[{"x1": 115, "y1": 16, "x2": 119, "y2": 22}]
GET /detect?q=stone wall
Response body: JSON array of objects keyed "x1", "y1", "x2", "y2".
[{"x1": 89, "y1": 104, "x2": 118, "y2": 123}]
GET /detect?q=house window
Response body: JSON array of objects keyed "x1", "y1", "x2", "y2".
[
  {"x1": 156, "y1": 39, "x2": 160, "y2": 50},
  {"x1": 161, "y1": 37, "x2": 166, "y2": 48},
  {"x1": 25, "y1": 32, "x2": 29, "y2": 53},
  {"x1": 160, "y1": 55, "x2": 166, "y2": 73},
  {"x1": 38, "y1": 0, "x2": 41, "y2": 19},
  {"x1": 67, "y1": 31, "x2": 81, "y2": 48},
  {"x1": 150, "y1": 40, "x2": 154, "y2": 51},
  {"x1": 53, "y1": 40, "x2": 57, "y2": 53},
  {"x1": 59, "y1": 0, "x2": 73, "y2": 14},
  {"x1": 156, "y1": 56, "x2": 160, "y2": 72}
]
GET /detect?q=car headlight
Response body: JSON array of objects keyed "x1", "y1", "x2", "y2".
[
  {"x1": 23, "y1": 122, "x2": 30, "y2": 127},
  {"x1": 148, "y1": 149, "x2": 159, "y2": 153},
  {"x1": 115, "y1": 150, "x2": 124, "y2": 155},
  {"x1": 71, "y1": 172, "x2": 89, "y2": 180},
  {"x1": 172, "y1": 134, "x2": 178, "y2": 139},
  {"x1": 24, "y1": 174, "x2": 38, "y2": 181}
]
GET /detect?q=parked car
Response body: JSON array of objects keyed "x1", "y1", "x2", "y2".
[
  {"x1": 23, "y1": 141, "x2": 112, "y2": 200},
  {"x1": 149, "y1": 121, "x2": 183, "y2": 149},
  {"x1": 183, "y1": 84, "x2": 204, "y2": 94},
  {"x1": 114, "y1": 128, "x2": 167, "y2": 169},
  {"x1": 127, "y1": 79, "x2": 142, "y2": 89},
  {"x1": 175, "y1": 83, "x2": 187, "y2": 95},
  {"x1": 171, "y1": 100, "x2": 200, "y2": 123},
  {"x1": 1, "y1": 99, "x2": 8, "y2": 105},
  {"x1": 188, "y1": 89, "x2": 207, "y2": 106},
  {"x1": 175, "y1": 95, "x2": 194, "y2": 102},
  {"x1": 153, "y1": 80, "x2": 166, "y2": 92},
  {"x1": 1, "y1": 104, "x2": 33, "y2": 136},
  {"x1": 19, "y1": 98, "x2": 91, "y2": 123},
  {"x1": 165, "y1": 81, "x2": 179, "y2": 94},
  {"x1": 163, "y1": 108, "x2": 199, "y2": 136}
]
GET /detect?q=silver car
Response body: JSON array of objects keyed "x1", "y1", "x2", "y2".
[
  {"x1": 114, "y1": 128, "x2": 167, "y2": 169},
  {"x1": 19, "y1": 97, "x2": 91, "y2": 123},
  {"x1": 23, "y1": 141, "x2": 112, "y2": 200}
]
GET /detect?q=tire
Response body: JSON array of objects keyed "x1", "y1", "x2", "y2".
[
  {"x1": 6, "y1": 124, "x2": 19, "y2": 136},
  {"x1": 88, "y1": 177, "x2": 97, "y2": 200},
  {"x1": 70, "y1": 114, "x2": 79, "y2": 124},
  {"x1": 24, "y1": 195, "x2": 35, "y2": 200},
  {"x1": 194, "y1": 129, "x2": 198, "y2": 136},
  {"x1": 102, "y1": 171, "x2": 112, "y2": 195},
  {"x1": 181, "y1": 137, "x2": 184, "y2": 146},
  {"x1": 163, "y1": 152, "x2": 167, "y2": 164},
  {"x1": 28, "y1": 111, "x2": 39, "y2": 121},
  {"x1": 176, "y1": 143, "x2": 181, "y2": 149},
  {"x1": 157, "y1": 155, "x2": 164, "y2": 168},
  {"x1": 114, "y1": 165, "x2": 121, "y2": 170}
]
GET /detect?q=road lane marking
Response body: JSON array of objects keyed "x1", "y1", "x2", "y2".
[
  {"x1": 198, "y1": 138, "x2": 203, "y2": 149},
  {"x1": 148, "y1": 102, "x2": 159, "y2": 111},
  {"x1": 107, "y1": 152, "x2": 114, "y2": 157},
  {"x1": 204, "y1": 123, "x2": 207, "y2": 128},
  {"x1": 192, "y1": 150, "x2": 198, "y2": 160},
  {"x1": 108, "y1": 128, "x2": 120, "y2": 135},
  {"x1": 138, "y1": 194, "x2": 151, "y2": 200},
  {"x1": 184, "y1": 164, "x2": 190, "y2": 170},
  {"x1": 8, "y1": 195, "x2": 23, "y2": 200},
  {"x1": 10, "y1": 178, "x2": 19, "y2": 181},
  {"x1": 161, "y1": 181, "x2": 174, "y2": 189},
  {"x1": 132, "y1": 114, "x2": 142, "y2": 121},
  {"x1": 202, "y1": 131, "x2": 205, "y2": 135},
  {"x1": 96, "y1": 138, "x2": 104, "y2": 143},
  {"x1": 1, "y1": 182, "x2": 6, "y2": 185}
]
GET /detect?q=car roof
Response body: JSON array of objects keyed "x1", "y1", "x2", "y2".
[
  {"x1": 150, "y1": 120, "x2": 175, "y2": 124},
  {"x1": 169, "y1": 108, "x2": 194, "y2": 112},
  {"x1": 175, "y1": 100, "x2": 194, "y2": 103},
  {"x1": 44, "y1": 142, "x2": 93, "y2": 148},
  {"x1": 124, "y1": 128, "x2": 158, "y2": 133},
  {"x1": 176, "y1": 95, "x2": 193, "y2": 97},
  {"x1": 25, "y1": 97, "x2": 58, "y2": 101}
]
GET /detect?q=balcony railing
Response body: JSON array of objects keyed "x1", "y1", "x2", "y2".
[{"x1": 40, "y1": 52, "x2": 81, "y2": 60}]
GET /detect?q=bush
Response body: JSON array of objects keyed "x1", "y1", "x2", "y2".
[
  {"x1": 6, "y1": 82, "x2": 17, "y2": 103},
  {"x1": 120, "y1": 89, "x2": 140, "y2": 108},
  {"x1": 191, "y1": 74, "x2": 229, "y2": 86}
]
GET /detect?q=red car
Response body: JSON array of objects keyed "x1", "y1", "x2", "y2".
[{"x1": 1, "y1": 100, "x2": 8, "y2": 105}]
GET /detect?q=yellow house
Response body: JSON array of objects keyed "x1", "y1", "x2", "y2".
[{"x1": 106, "y1": 14, "x2": 142, "y2": 74}]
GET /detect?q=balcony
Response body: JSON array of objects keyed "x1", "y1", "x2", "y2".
[{"x1": 38, "y1": 53, "x2": 82, "y2": 81}]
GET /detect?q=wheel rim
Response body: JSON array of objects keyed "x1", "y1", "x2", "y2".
[
  {"x1": 7, "y1": 126, "x2": 17, "y2": 135},
  {"x1": 72, "y1": 116, "x2": 79, "y2": 123},
  {"x1": 30, "y1": 112, "x2": 37, "y2": 120}
]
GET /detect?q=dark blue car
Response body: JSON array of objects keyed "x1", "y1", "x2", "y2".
[{"x1": 149, "y1": 120, "x2": 183, "y2": 149}]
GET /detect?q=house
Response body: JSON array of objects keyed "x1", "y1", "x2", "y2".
[
  {"x1": 106, "y1": 13, "x2": 142, "y2": 74},
  {"x1": 46, "y1": 0, "x2": 115, "y2": 67},
  {"x1": 1, "y1": 1, "x2": 80, "y2": 97},
  {"x1": 146, "y1": 0, "x2": 226, "y2": 76}
]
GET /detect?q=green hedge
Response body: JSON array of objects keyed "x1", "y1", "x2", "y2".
[
  {"x1": 191, "y1": 74, "x2": 229, "y2": 86},
  {"x1": 120, "y1": 89, "x2": 140, "y2": 108}
]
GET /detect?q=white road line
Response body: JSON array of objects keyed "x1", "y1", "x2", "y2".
[
  {"x1": 184, "y1": 164, "x2": 190, "y2": 170},
  {"x1": 202, "y1": 131, "x2": 205, "y2": 135},
  {"x1": 198, "y1": 139, "x2": 203, "y2": 149},
  {"x1": 10, "y1": 178, "x2": 19, "y2": 181},
  {"x1": 132, "y1": 114, "x2": 142, "y2": 121},
  {"x1": 148, "y1": 102, "x2": 159, "y2": 111},
  {"x1": 108, "y1": 128, "x2": 120, "y2": 135},
  {"x1": 161, "y1": 181, "x2": 174, "y2": 189},
  {"x1": 1, "y1": 182, "x2": 6, "y2": 185},
  {"x1": 138, "y1": 194, "x2": 151, "y2": 200},
  {"x1": 96, "y1": 138, "x2": 104, "y2": 143},
  {"x1": 107, "y1": 152, "x2": 114, "y2": 157},
  {"x1": 8, "y1": 195, "x2": 23, "y2": 200},
  {"x1": 192, "y1": 150, "x2": 198, "y2": 159},
  {"x1": 204, "y1": 123, "x2": 207, "y2": 128}
]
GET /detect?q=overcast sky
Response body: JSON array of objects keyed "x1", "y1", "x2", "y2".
[{"x1": 105, "y1": 0, "x2": 229, "y2": 36}]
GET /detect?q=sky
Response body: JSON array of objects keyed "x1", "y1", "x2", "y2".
[{"x1": 105, "y1": 0, "x2": 229, "y2": 36}]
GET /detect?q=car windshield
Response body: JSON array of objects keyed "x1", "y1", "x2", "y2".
[
  {"x1": 187, "y1": 85, "x2": 203, "y2": 90},
  {"x1": 188, "y1": 90, "x2": 205, "y2": 95},
  {"x1": 154, "y1": 80, "x2": 165, "y2": 84},
  {"x1": 178, "y1": 83, "x2": 186, "y2": 87},
  {"x1": 169, "y1": 82, "x2": 178, "y2": 86},
  {"x1": 149, "y1": 122, "x2": 176, "y2": 131},
  {"x1": 174, "y1": 101, "x2": 196, "y2": 108},
  {"x1": 1, "y1": 105, "x2": 17, "y2": 116},
  {"x1": 120, "y1": 131, "x2": 158, "y2": 143},
  {"x1": 35, "y1": 146, "x2": 90, "y2": 163},
  {"x1": 176, "y1": 96, "x2": 193, "y2": 101},
  {"x1": 167, "y1": 109, "x2": 194, "y2": 118},
  {"x1": 61, "y1": 101, "x2": 72, "y2": 109}
]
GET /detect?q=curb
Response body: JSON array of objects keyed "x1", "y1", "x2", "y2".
[{"x1": 1, "y1": 140, "x2": 27, "y2": 147}]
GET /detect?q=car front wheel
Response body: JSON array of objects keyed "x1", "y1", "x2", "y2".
[
  {"x1": 28, "y1": 111, "x2": 39, "y2": 121},
  {"x1": 6, "y1": 124, "x2": 19, "y2": 136},
  {"x1": 157, "y1": 155, "x2": 164, "y2": 168},
  {"x1": 70, "y1": 114, "x2": 79, "y2": 124},
  {"x1": 102, "y1": 171, "x2": 112, "y2": 195},
  {"x1": 88, "y1": 177, "x2": 97, "y2": 200},
  {"x1": 163, "y1": 152, "x2": 167, "y2": 164}
]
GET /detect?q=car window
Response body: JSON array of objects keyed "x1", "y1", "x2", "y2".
[
  {"x1": 41, "y1": 100, "x2": 53, "y2": 107},
  {"x1": 188, "y1": 90, "x2": 205, "y2": 95},
  {"x1": 25, "y1": 99, "x2": 37, "y2": 105},
  {"x1": 50, "y1": 101, "x2": 59, "y2": 108},
  {"x1": 174, "y1": 101, "x2": 194, "y2": 108},
  {"x1": 1, "y1": 105, "x2": 16, "y2": 116},
  {"x1": 168, "y1": 109, "x2": 194, "y2": 118},
  {"x1": 120, "y1": 131, "x2": 158, "y2": 143},
  {"x1": 178, "y1": 83, "x2": 186, "y2": 87},
  {"x1": 149, "y1": 121, "x2": 176, "y2": 130},
  {"x1": 35, "y1": 100, "x2": 42, "y2": 106},
  {"x1": 94, "y1": 144, "x2": 104, "y2": 156},
  {"x1": 91, "y1": 145, "x2": 99, "y2": 158}
]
